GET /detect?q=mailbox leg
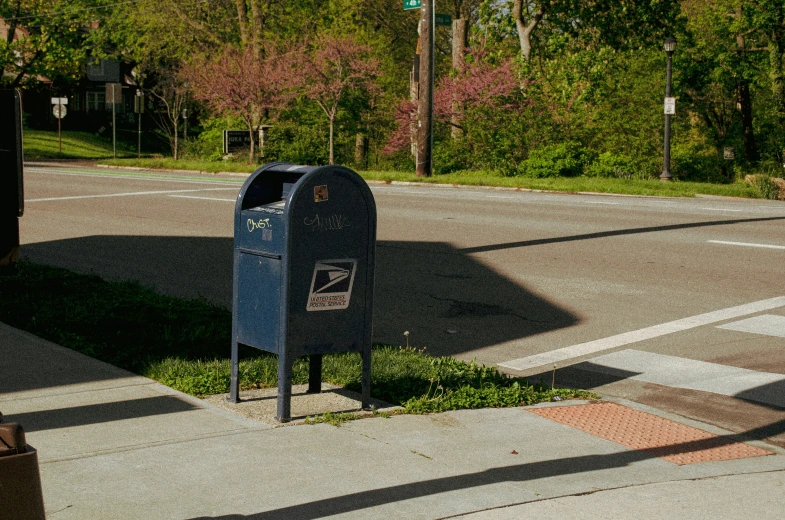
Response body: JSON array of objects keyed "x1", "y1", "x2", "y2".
[
  {"x1": 228, "y1": 340, "x2": 240, "y2": 403},
  {"x1": 307, "y1": 354, "x2": 322, "y2": 394},
  {"x1": 276, "y1": 355, "x2": 293, "y2": 422},
  {"x1": 361, "y1": 349, "x2": 372, "y2": 410}
]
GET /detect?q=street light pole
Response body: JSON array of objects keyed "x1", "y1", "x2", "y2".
[{"x1": 661, "y1": 37, "x2": 676, "y2": 182}]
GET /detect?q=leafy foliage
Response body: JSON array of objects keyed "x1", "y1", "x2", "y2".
[
  {"x1": 11, "y1": 1, "x2": 785, "y2": 181},
  {"x1": 518, "y1": 142, "x2": 595, "y2": 177}
]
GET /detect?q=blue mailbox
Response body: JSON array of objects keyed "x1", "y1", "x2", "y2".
[{"x1": 230, "y1": 162, "x2": 376, "y2": 422}]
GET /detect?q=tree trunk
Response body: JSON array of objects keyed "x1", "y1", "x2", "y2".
[
  {"x1": 451, "y1": 17, "x2": 469, "y2": 140},
  {"x1": 513, "y1": 0, "x2": 547, "y2": 60},
  {"x1": 234, "y1": 0, "x2": 250, "y2": 46},
  {"x1": 174, "y1": 120, "x2": 179, "y2": 160},
  {"x1": 766, "y1": 2, "x2": 785, "y2": 137},
  {"x1": 770, "y1": 26, "x2": 785, "y2": 132},
  {"x1": 248, "y1": 126, "x2": 256, "y2": 164},
  {"x1": 329, "y1": 114, "x2": 335, "y2": 165},
  {"x1": 735, "y1": 13, "x2": 759, "y2": 163},
  {"x1": 249, "y1": 0, "x2": 271, "y2": 60},
  {"x1": 736, "y1": 80, "x2": 759, "y2": 162},
  {"x1": 355, "y1": 133, "x2": 368, "y2": 168}
]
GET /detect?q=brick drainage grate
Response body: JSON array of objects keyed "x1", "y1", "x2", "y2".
[{"x1": 529, "y1": 402, "x2": 773, "y2": 465}]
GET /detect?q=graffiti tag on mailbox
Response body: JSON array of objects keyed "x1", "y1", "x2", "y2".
[
  {"x1": 303, "y1": 214, "x2": 350, "y2": 232},
  {"x1": 247, "y1": 218, "x2": 272, "y2": 232}
]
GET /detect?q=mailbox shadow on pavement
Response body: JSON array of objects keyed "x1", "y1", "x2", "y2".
[{"x1": 21, "y1": 236, "x2": 577, "y2": 361}]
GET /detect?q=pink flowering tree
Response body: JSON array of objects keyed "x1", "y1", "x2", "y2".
[
  {"x1": 385, "y1": 53, "x2": 524, "y2": 156},
  {"x1": 298, "y1": 35, "x2": 381, "y2": 164},
  {"x1": 185, "y1": 44, "x2": 300, "y2": 163}
]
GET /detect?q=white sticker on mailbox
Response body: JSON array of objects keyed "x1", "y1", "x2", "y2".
[{"x1": 306, "y1": 259, "x2": 357, "y2": 311}]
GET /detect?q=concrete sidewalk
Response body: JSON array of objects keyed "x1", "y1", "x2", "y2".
[{"x1": 2, "y1": 322, "x2": 785, "y2": 519}]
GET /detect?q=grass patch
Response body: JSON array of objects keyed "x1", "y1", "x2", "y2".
[
  {"x1": 102, "y1": 157, "x2": 762, "y2": 198},
  {"x1": 360, "y1": 170, "x2": 761, "y2": 199},
  {"x1": 23, "y1": 129, "x2": 138, "y2": 160},
  {"x1": 0, "y1": 262, "x2": 595, "y2": 415},
  {"x1": 304, "y1": 411, "x2": 362, "y2": 426},
  {"x1": 21, "y1": 130, "x2": 771, "y2": 199},
  {"x1": 102, "y1": 157, "x2": 257, "y2": 173}
]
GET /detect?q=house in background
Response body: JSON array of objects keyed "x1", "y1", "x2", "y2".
[
  {"x1": 65, "y1": 56, "x2": 137, "y2": 132},
  {"x1": 2, "y1": 15, "x2": 137, "y2": 131}
]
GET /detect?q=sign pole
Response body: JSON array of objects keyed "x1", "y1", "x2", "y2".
[
  {"x1": 58, "y1": 100, "x2": 62, "y2": 154},
  {"x1": 135, "y1": 90, "x2": 144, "y2": 159},
  {"x1": 112, "y1": 99, "x2": 117, "y2": 160}
]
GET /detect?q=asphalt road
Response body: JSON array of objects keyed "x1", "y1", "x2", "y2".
[{"x1": 18, "y1": 163, "x2": 785, "y2": 444}]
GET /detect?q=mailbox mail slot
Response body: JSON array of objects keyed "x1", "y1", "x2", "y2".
[{"x1": 230, "y1": 162, "x2": 376, "y2": 422}]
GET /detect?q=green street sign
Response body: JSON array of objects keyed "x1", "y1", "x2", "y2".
[
  {"x1": 435, "y1": 13, "x2": 452, "y2": 26},
  {"x1": 404, "y1": 0, "x2": 421, "y2": 9}
]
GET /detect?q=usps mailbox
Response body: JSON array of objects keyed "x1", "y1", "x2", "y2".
[{"x1": 230, "y1": 162, "x2": 376, "y2": 422}]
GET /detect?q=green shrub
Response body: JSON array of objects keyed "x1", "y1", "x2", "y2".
[
  {"x1": 744, "y1": 174, "x2": 781, "y2": 200},
  {"x1": 264, "y1": 122, "x2": 329, "y2": 165},
  {"x1": 433, "y1": 139, "x2": 474, "y2": 174},
  {"x1": 181, "y1": 116, "x2": 246, "y2": 161},
  {"x1": 671, "y1": 143, "x2": 727, "y2": 183},
  {"x1": 585, "y1": 152, "x2": 638, "y2": 178},
  {"x1": 517, "y1": 142, "x2": 594, "y2": 177}
]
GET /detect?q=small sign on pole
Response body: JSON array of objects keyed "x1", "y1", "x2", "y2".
[
  {"x1": 52, "y1": 105, "x2": 67, "y2": 119},
  {"x1": 664, "y1": 97, "x2": 676, "y2": 115},
  {"x1": 51, "y1": 97, "x2": 67, "y2": 153},
  {"x1": 134, "y1": 92, "x2": 144, "y2": 113},
  {"x1": 724, "y1": 147, "x2": 735, "y2": 160},
  {"x1": 105, "y1": 83, "x2": 122, "y2": 104},
  {"x1": 435, "y1": 13, "x2": 452, "y2": 26},
  {"x1": 403, "y1": 0, "x2": 421, "y2": 9}
]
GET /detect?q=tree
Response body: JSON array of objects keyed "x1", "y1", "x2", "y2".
[
  {"x1": 298, "y1": 34, "x2": 380, "y2": 164},
  {"x1": 186, "y1": 44, "x2": 300, "y2": 163},
  {"x1": 146, "y1": 62, "x2": 189, "y2": 160},
  {"x1": 506, "y1": 0, "x2": 680, "y2": 61},
  {"x1": 386, "y1": 52, "x2": 522, "y2": 153},
  {"x1": 0, "y1": 0, "x2": 92, "y2": 87}
]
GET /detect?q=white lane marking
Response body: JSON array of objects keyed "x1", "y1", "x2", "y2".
[
  {"x1": 26, "y1": 168, "x2": 241, "y2": 186},
  {"x1": 497, "y1": 296, "x2": 785, "y2": 372},
  {"x1": 708, "y1": 240, "x2": 785, "y2": 250},
  {"x1": 169, "y1": 195, "x2": 236, "y2": 202},
  {"x1": 717, "y1": 314, "x2": 785, "y2": 338},
  {"x1": 584, "y1": 201, "x2": 621, "y2": 205},
  {"x1": 701, "y1": 207, "x2": 743, "y2": 212},
  {"x1": 26, "y1": 187, "x2": 237, "y2": 203},
  {"x1": 577, "y1": 349, "x2": 785, "y2": 408}
]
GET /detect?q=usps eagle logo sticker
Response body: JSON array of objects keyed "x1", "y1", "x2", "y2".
[{"x1": 306, "y1": 259, "x2": 357, "y2": 311}]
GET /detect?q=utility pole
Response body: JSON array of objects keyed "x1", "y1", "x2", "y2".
[{"x1": 416, "y1": 0, "x2": 434, "y2": 177}]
